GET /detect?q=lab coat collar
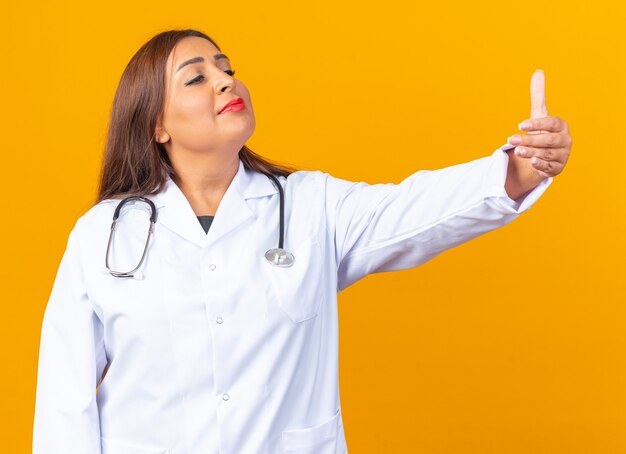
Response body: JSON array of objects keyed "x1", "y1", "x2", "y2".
[{"x1": 148, "y1": 158, "x2": 279, "y2": 248}]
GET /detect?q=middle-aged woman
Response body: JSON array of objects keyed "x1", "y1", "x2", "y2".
[{"x1": 33, "y1": 29, "x2": 571, "y2": 454}]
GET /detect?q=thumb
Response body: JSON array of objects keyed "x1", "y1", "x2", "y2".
[{"x1": 530, "y1": 69, "x2": 548, "y2": 119}]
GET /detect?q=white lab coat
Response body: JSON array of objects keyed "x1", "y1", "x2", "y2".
[{"x1": 33, "y1": 145, "x2": 552, "y2": 454}]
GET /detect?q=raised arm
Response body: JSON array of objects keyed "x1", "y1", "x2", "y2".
[
  {"x1": 324, "y1": 148, "x2": 553, "y2": 292},
  {"x1": 326, "y1": 70, "x2": 570, "y2": 293}
]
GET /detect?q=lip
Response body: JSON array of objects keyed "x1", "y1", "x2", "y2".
[{"x1": 218, "y1": 97, "x2": 245, "y2": 114}]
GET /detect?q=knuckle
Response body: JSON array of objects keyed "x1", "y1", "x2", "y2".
[{"x1": 550, "y1": 117, "x2": 560, "y2": 130}]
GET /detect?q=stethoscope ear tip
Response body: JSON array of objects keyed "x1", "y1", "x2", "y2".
[{"x1": 265, "y1": 248, "x2": 295, "y2": 267}]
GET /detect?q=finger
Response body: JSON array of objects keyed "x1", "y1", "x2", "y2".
[
  {"x1": 507, "y1": 132, "x2": 566, "y2": 148},
  {"x1": 529, "y1": 156, "x2": 563, "y2": 177},
  {"x1": 529, "y1": 160, "x2": 553, "y2": 179},
  {"x1": 513, "y1": 146, "x2": 563, "y2": 162},
  {"x1": 518, "y1": 116, "x2": 565, "y2": 133},
  {"x1": 530, "y1": 69, "x2": 548, "y2": 119}
]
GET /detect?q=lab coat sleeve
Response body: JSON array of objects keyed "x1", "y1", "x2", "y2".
[
  {"x1": 33, "y1": 218, "x2": 106, "y2": 453},
  {"x1": 325, "y1": 146, "x2": 554, "y2": 292}
]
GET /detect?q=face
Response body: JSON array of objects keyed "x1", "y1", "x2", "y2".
[{"x1": 155, "y1": 36, "x2": 255, "y2": 158}]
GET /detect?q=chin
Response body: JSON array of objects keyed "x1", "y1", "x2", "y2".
[{"x1": 225, "y1": 118, "x2": 255, "y2": 142}]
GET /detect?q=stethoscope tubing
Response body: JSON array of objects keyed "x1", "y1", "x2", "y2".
[
  {"x1": 105, "y1": 173, "x2": 293, "y2": 279},
  {"x1": 105, "y1": 196, "x2": 156, "y2": 278},
  {"x1": 264, "y1": 173, "x2": 285, "y2": 249}
]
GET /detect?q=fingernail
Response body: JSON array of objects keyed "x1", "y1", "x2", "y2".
[
  {"x1": 507, "y1": 135, "x2": 522, "y2": 145},
  {"x1": 519, "y1": 120, "x2": 532, "y2": 130},
  {"x1": 516, "y1": 147, "x2": 527, "y2": 156},
  {"x1": 531, "y1": 157, "x2": 538, "y2": 164}
]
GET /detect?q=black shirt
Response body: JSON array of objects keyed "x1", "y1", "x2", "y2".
[{"x1": 197, "y1": 215, "x2": 214, "y2": 234}]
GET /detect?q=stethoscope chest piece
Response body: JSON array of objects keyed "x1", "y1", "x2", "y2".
[
  {"x1": 265, "y1": 248, "x2": 295, "y2": 267},
  {"x1": 264, "y1": 173, "x2": 295, "y2": 267}
]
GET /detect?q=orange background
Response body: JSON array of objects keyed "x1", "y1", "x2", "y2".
[{"x1": 2, "y1": 0, "x2": 625, "y2": 452}]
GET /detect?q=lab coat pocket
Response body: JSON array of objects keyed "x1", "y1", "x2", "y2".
[
  {"x1": 281, "y1": 407, "x2": 342, "y2": 453},
  {"x1": 101, "y1": 436, "x2": 171, "y2": 454},
  {"x1": 262, "y1": 234, "x2": 326, "y2": 323}
]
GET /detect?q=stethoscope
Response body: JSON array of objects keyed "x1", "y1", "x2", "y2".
[{"x1": 105, "y1": 173, "x2": 294, "y2": 279}]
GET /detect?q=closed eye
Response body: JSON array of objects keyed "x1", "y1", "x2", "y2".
[{"x1": 185, "y1": 69, "x2": 236, "y2": 86}]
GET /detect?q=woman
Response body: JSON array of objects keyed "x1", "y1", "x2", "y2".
[{"x1": 33, "y1": 29, "x2": 571, "y2": 453}]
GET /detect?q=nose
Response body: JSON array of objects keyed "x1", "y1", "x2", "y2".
[{"x1": 214, "y1": 70, "x2": 235, "y2": 94}]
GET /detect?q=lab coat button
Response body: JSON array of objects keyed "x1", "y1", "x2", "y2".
[
  {"x1": 209, "y1": 264, "x2": 216, "y2": 271},
  {"x1": 222, "y1": 393, "x2": 230, "y2": 401},
  {"x1": 216, "y1": 316, "x2": 223, "y2": 324}
]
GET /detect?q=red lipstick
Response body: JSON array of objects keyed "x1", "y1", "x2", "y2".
[{"x1": 218, "y1": 97, "x2": 245, "y2": 114}]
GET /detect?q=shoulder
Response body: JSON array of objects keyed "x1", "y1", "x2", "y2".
[
  {"x1": 78, "y1": 198, "x2": 119, "y2": 226},
  {"x1": 69, "y1": 199, "x2": 120, "y2": 245},
  {"x1": 282, "y1": 169, "x2": 325, "y2": 186},
  {"x1": 284, "y1": 168, "x2": 366, "y2": 202},
  {"x1": 281, "y1": 168, "x2": 355, "y2": 194}
]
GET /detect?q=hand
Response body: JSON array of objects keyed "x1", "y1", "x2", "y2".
[{"x1": 506, "y1": 70, "x2": 572, "y2": 180}]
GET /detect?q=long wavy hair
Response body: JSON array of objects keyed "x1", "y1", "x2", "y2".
[{"x1": 96, "y1": 29, "x2": 297, "y2": 203}]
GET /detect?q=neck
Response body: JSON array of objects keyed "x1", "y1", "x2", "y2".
[{"x1": 170, "y1": 150, "x2": 240, "y2": 217}]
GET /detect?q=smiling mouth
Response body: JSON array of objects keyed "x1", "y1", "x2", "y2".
[{"x1": 218, "y1": 98, "x2": 245, "y2": 114}]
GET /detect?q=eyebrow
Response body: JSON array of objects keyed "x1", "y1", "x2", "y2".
[{"x1": 176, "y1": 54, "x2": 230, "y2": 73}]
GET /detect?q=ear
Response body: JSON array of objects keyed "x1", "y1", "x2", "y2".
[{"x1": 154, "y1": 119, "x2": 170, "y2": 144}]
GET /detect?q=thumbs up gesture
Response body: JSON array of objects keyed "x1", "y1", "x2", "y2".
[{"x1": 506, "y1": 70, "x2": 572, "y2": 180}]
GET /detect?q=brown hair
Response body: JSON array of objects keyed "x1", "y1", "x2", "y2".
[{"x1": 96, "y1": 29, "x2": 297, "y2": 203}]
